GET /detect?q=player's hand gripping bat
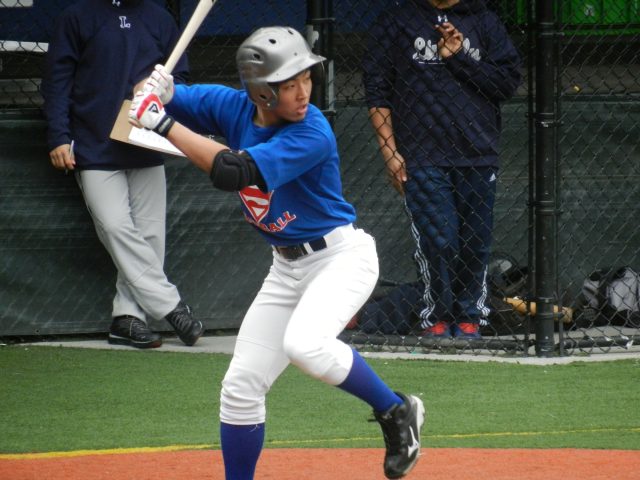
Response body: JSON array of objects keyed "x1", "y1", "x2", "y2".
[{"x1": 110, "y1": 0, "x2": 217, "y2": 144}]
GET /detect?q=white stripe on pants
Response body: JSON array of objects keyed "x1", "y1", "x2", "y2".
[
  {"x1": 220, "y1": 227, "x2": 379, "y2": 425},
  {"x1": 76, "y1": 167, "x2": 180, "y2": 321}
]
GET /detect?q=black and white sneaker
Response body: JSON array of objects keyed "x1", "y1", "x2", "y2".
[
  {"x1": 165, "y1": 301, "x2": 204, "y2": 346},
  {"x1": 374, "y1": 392, "x2": 425, "y2": 479},
  {"x1": 108, "y1": 315, "x2": 162, "y2": 349}
]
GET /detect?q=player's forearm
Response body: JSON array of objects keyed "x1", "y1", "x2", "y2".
[{"x1": 166, "y1": 122, "x2": 227, "y2": 174}]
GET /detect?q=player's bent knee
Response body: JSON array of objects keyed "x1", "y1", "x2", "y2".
[
  {"x1": 282, "y1": 335, "x2": 320, "y2": 366},
  {"x1": 282, "y1": 336, "x2": 351, "y2": 385},
  {"x1": 220, "y1": 371, "x2": 268, "y2": 424}
]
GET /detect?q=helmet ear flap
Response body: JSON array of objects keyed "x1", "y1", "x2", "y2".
[{"x1": 247, "y1": 83, "x2": 278, "y2": 109}]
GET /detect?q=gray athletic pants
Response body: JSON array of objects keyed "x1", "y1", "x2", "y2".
[{"x1": 76, "y1": 167, "x2": 181, "y2": 323}]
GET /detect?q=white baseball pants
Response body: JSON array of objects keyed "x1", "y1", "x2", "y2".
[{"x1": 220, "y1": 225, "x2": 379, "y2": 425}]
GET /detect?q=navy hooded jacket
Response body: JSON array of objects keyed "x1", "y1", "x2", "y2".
[
  {"x1": 42, "y1": 0, "x2": 189, "y2": 170},
  {"x1": 362, "y1": 0, "x2": 522, "y2": 168}
]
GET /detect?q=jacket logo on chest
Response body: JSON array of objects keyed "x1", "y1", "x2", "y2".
[
  {"x1": 119, "y1": 16, "x2": 131, "y2": 29},
  {"x1": 412, "y1": 34, "x2": 481, "y2": 64}
]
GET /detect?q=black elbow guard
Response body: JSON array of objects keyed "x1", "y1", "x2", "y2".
[{"x1": 210, "y1": 149, "x2": 267, "y2": 191}]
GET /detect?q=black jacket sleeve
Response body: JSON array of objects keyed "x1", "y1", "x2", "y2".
[
  {"x1": 41, "y1": 11, "x2": 79, "y2": 150},
  {"x1": 444, "y1": 11, "x2": 522, "y2": 102}
]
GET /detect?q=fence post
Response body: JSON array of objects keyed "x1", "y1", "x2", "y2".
[
  {"x1": 306, "y1": 0, "x2": 335, "y2": 126},
  {"x1": 533, "y1": 0, "x2": 558, "y2": 357}
]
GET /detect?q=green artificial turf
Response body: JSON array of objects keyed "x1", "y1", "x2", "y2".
[{"x1": 1, "y1": 345, "x2": 639, "y2": 453}]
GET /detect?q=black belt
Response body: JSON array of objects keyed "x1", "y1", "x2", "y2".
[{"x1": 274, "y1": 237, "x2": 328, "y2": 261}]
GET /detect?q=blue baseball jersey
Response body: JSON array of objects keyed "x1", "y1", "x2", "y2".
[{"x1": 168, "y1": 84, "x2": 356, "y2": 246}]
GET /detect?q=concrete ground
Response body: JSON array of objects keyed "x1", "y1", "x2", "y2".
[{"x1": 14, "y1": 331, "x2": 640, "y2": 365}]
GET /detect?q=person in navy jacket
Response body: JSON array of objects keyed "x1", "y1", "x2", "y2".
[
  {"x1": 363, "y1": 0, "x2": 522, "y2": 339},
  {"x1": 42, "y1": 0, "x2": 204, "y2": 348}
]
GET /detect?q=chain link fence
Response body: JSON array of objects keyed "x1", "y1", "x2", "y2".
[{"x1": 1, "y1": 0, "x2": 639, "y2": 356}]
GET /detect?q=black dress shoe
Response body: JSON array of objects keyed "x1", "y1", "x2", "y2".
[{"x1": 108, "y1": 315, "x2": 162, "y2": 349}]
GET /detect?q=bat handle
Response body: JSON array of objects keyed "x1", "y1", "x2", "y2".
[{"x1": 164, "y1": 51, "x2": 180, "y2": 75}]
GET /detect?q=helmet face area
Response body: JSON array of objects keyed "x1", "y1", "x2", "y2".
[{"x1": 236, "y1": 26, "x2": 326, "y2": 110}]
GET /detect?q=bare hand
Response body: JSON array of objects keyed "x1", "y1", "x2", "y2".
[
  {"x1": 436, "y1": 22, "x2": 463, "y2": 59},
  {"x1": 49, "y1": 143, "x2": 75, "y2": 171}
]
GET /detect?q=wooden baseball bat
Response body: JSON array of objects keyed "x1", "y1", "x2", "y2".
[
  {"x1": 504, "y1": 297, "x2": 574, "y2": 324},
  {"x1": 164, "y1": 0, "x2": 217, "y2": 74},
  {"x1": 110, "y1": 0, "x2": 217, "y2": 148}
]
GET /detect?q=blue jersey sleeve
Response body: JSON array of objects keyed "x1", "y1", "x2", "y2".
[{"x1": 168, "y1": 84, "x2": 249, "y2": 138}]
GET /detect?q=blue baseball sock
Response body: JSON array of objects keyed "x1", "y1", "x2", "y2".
[
  {"x1": 337, "y1": 348, "x2": 403, "y2": 412},
  {"x1": 220, "y1": 422, "x2": 265, "y2": 480}
]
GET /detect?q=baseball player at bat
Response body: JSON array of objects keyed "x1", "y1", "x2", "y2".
[
  {"x1": 42, "y1": 0, "x2": 204, "y2": 349},
  {"x1": 130, "y1": 27, "x2": 425, "y2": 479}
]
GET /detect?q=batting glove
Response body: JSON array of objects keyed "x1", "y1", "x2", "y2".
[
  {"x1": 128, "y1": 91, "x2": 175, "y2": 137},
  {"x1": 145, "y1": 64, "x2": 174, "y2": 104}
]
